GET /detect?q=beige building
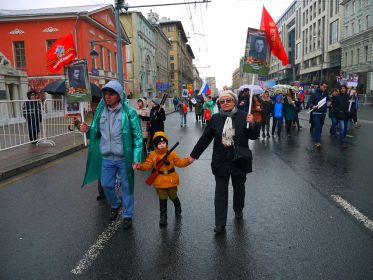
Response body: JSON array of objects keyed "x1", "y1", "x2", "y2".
[
  {"x1": 159, "y1": 18, "x2": 194, "y2": 95},
  {"x1": 205, "y1": 76, "x2": 218, "y2": 96}
]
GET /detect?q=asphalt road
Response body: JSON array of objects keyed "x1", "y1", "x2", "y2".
[{"x1": 1, "y1": 108, "x2": 372, "y2": 280}]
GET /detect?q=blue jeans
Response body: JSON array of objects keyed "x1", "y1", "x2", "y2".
[
  {"x1": 101, "y1": 159, "x2": 133, "y2": 218},
  {"x1": 338, "y1": 119, "x2": 348, "y2": 144},
  {"x1": 180, "y1": 114, "x2": 187, "y2": 126},
  {"x1": 312, "y1": 113, "x2": 326, "y2": 143},
  {"x1": 330, "y1": 117, "x2": 337, "y2": 135}
]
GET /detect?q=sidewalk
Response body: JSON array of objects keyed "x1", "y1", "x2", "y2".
[
  {"x1": 0, "y1": 109, "x2": 177, "y2": 182},
  {"x1": 0, "y1": 133, "x2": 85, "y2": 181}
]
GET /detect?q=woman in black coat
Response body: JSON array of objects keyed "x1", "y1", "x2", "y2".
[
  {"x1": 188, "y1": 90, "x2": 260, "y2": 234},
  {"x1": 149, "y1": 98, "x2": 166, "y2": 150},
  {"x1": 332, "y1": 85, "x2": 350, "y2": 147}
]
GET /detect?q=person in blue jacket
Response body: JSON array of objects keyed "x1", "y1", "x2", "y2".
[
  {"x1": 271, "y1": 94, "x2": 284, "y2": 137},
  {"x1": 307, "y1": 81, "x2": 329, "y2": 148}
]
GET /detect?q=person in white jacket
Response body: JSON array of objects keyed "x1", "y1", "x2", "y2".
[{"x1": 136, "y1": 98, "x2": 150, "y2": 157}]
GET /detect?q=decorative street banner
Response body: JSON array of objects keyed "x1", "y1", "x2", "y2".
[
  {"x1": 337, "y1": 71, "x2": 359, "y2": 87},
  {"x1": 65, "y1": 60, "x2": 92, "y2": 103},
  {"x1": 243, "y1": 28, "x2": 269, "y2": 76}
]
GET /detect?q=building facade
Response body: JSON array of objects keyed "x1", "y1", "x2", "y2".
[
  {"x1": 340, "y1": 0, "x2": 373, "y2": 95},
  {"x1": 205, "y1": 76, "x2": 218, "y2": 97},
  {"x1": 121, "y1": 11, "x2": 157, "y2": 98},
  {"x1": 268, "y1": 0, "x2": 343, "y2": 89},
  {"x1": 0, "y1": 5, "x2": 130, "y2": 97},
  {"x1": 159, "y1": 18, "x2": 193, "y2": 95}
]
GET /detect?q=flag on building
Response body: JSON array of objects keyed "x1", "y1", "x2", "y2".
[
  {"x1": 260, "y1": 6, "x2": 289, "y2": 66},
  {"x1": 47, "y1": 33, "x2": 77, "y2": 73},
  {"x1": 198, "y1": 80, "x2": 210, "y2": 95}
]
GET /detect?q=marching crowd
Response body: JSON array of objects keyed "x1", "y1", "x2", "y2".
[{"x1": 79, "y1": 79, "x2": 362, "y2": 235}]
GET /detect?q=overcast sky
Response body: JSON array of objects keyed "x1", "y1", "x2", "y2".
[{"x1": 2, "y1": 0, "x2": 293, "y2": 89}]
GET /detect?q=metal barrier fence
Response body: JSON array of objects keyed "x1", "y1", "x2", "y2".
[{"x1": 0, "y1": 98, "x2": 174, "y2": 151}]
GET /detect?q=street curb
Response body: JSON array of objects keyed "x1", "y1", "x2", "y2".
[{"x1": 0, "y1": 143, "x2": 86, "y2": 182}]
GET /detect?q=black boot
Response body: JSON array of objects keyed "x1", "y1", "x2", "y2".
[
  {"x1": 159, "y1": 199, "x2": 168, "y2": 226},
  {"x1": 172, "y1": 197, "x2": 182, "y2": 217}
]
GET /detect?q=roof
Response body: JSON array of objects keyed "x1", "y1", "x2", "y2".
[
  {"x1": 0, "y1": 5, "x2": 107, "y2": 17},
  {"x1": 186, "y1": 44, "x2": 195, "y2": 59},
  {"x1": 158, "y1": 20, "x2": 188, "y2": 42}
]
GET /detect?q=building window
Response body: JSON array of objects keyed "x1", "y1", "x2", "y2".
[
  {"x1": 351, "y1": 22, "x2": 354, "y2": 35},
  {"x1": 322, "y1": 0, "x2": 325, "y2": 11},
  {"x1": 358, "y1": 19, "x2": 361, "y2": 32},
  {"x1": 345, "y1": 25, "x2": 349, "y2": 38},
  {"x1": 107, "y1": 50, "x2": 112, "y2": 72},
  {"x1": 365, "y1": 46, "x2": 369, "y2": 61},
  {"x1": 171, "y1": 63, "x2": 174, "y2": 70},
  {"x1": 351, "y1": 50, "x2": 354, "y2": 65},
  {"x1": 318, "y1": 0, "x2": 321, "y2": 13},
  {"x1": 46, "y1": 39, "x2": 56, "y2": 52},
  {"x1": 330, "y1": 20, "x2": 339, "y2": 44},
  {"x1": 171, "y1": 73, "x2": 174, "y2": 79},
  {"x1": 357, "y1": 48, "x2": 360, "y2": 64},
  {"x1": 336, "y1": 0, "x2": 339, "y2": 13},
  {"x1": 114, "y1": 52, "x2": 117, "y2": 72},
  {"x1": 100, "y1": 46, "x2": 104, "y2": 69},
  {"x1": 367, "y1": 15, "x2": 370, "y2": 29},
  {"x1": 345, "y1": 52, "x2": 348, "y2": 66},
  {"x1": 13, "y1": 41, "x2": 26, "y2": 69},
  {"x1": 170, "y1": 55, "x2": 174, "y2": 60}
]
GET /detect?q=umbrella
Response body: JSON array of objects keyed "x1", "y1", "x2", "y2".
[
  {"x1": 237, "y1": 84, "x2": 263, "y2": 95},
  {"x1": 270, "y1": 84, "x2": 298, "y2": 95},
  {"x1": 43, "y1": 79, "x2": 102, "y2": 99}
]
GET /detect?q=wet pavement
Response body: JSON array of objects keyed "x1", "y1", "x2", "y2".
[{"x1": 0, "y1": 108, "x2": 372, "y2": 280}]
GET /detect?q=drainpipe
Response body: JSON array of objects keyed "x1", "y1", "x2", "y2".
[{"x1": 74, "y1": 13, "x2": 82, "y2": 58}]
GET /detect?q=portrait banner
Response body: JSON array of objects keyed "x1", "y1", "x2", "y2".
[
  {"x1": 243, "y1": 28, "x2": 269, "y2": 76},
  {"x1": 64, "y1": 97, "x2": 80, "y2": 117},
  {"x1": 65, "y1": 60, "x2": 92, "y2": 103}
]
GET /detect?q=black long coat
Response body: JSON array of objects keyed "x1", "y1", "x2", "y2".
[
  {"x1": 190, "y1": 110, "x2": 260, "y2": 176},
  {"x1": 149, "y1": 105, "x2": 166, "y2": 132}
]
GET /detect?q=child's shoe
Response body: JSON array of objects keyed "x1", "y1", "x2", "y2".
[
  {"x1": 172, "y1": 197, "x2": 182, "y2": 217},
  {"x1": 159, "y1": 199, "x2": 168, "y2": 226}
]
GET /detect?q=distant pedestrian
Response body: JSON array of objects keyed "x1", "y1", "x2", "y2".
[
  {"x1": 22, "y1": 90, "x2": 42, "y2": 144},
  {"x1": 272, "y1": 95, "x2": 284, "y2": 137},
  {"x1": 179, "y1": 98, "x2": 188, "y2": 127},
  {"x1": 203, "y1": 95, "x2": 214, "y2": 124},
  {"x1": 261, "y1": 90, "x2": 272, "y2": 138},
  {"x1": 134, "y1": 131, "x2": 190, "y2": 226},
  {"x1": 308, "y1": 81, "x2": 329, "y2": 149},
  {"x1": 251, "y1": 94, "x2": 263, "y2": 124},
  {"x1": 332, "y1": 85, "x2": 349, "y2": 148},
  {"x1": 173, "y1": 96, "x2": 179, "y2": 111},
  {"x1": 349, "y1": 88, "x2": 361, "y2": 128},
  {"x1": 136, "y1": 98, "x2": 151, "y2": 158},
  {"x1": 328, "y1": 89, "x2": 339, "y2": 136},
  {"x1": 80, "y1": 80, "x2": 143, "y2": 230},
  {"x1": 194, "y1": 96, "x2": 203, "y2": 124},
  {"x1": 283, "y1": 89, "x2": 296, "y2": 137},
  {"x1": 149, "y1": 98, "x2": 166, "y2": 150},
  {"x1": 188, "y1": 90, "x2": 260, "y2": 235}
]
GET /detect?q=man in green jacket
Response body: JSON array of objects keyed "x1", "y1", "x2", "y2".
[{"x1": 80, "y1": 80, "x2": 143, "y2": 229}]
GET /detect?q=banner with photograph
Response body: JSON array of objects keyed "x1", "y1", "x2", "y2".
[
  {"x1": 64, "y1": 97, "x2": 81, "y2": 117},
  {"x1": 336, "y1": 72, "x2": 359, "y2": 87},
  {"x1": 65, "y1": 60, "x2": 92, "y2": 103},
  {"x1": 243, "y1": 28, "x2": 270, "y2": 76}
]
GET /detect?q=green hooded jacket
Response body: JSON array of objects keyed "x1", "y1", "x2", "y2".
[{"x1": 81, "y1": 97, "x2": 143, "y2": 193}]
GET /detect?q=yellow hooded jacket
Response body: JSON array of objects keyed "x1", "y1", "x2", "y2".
[{"x1": 139, "y1": 131, "x2": 190, "y2": 188}]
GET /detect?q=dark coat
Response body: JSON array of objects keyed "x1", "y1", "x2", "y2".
[
  {"x1": 261, "y1": 100, "x2": 273, "y2": 118},
  {"x1": 150, "y1": 105, "x2": 166, "y2": 132},
  {"x1": 332, "y1": 94, "x2": 349, "y2": 120},
  {"x1": 307, "y1": 89, "x2": 329, "y2": 114},
  {"x1": 283, "y1": 98, "x2": 295, "y2": 121},
  {"x1": 190, "y1": 110, "x2": 260, "y2": 176}
]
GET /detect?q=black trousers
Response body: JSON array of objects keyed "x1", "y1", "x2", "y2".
[{"x1": 214, "y1": 174, "x2": 247, "y2": 227}]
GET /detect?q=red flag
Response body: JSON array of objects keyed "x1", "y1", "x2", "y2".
[
  {"x1": 46, "y1": 34, "x2": 77, "y2": 73},
  {"x1": 260, "y1": 6, "x2": 289, "y2": 66}
]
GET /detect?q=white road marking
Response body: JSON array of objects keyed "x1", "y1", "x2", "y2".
[
  {"x1": 331, "y1": 195, "x2": 373, "y2": 232},
  {"x1": 71, "y1": 218, "x2": 122, "y2": 275}
]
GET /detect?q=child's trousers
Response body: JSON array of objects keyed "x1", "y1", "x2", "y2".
[{"x1": 156, "y1": 187, "x2": 178, "y2": 200}]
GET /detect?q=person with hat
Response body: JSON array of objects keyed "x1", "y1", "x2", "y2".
[
  {"x1": 149, "y1": 97, "x2": 166, "y2": 150},
  {"x1": 80, "y1": 80, "x2": 143, "y2": 230},
  {"x1": 22, "y1": 90, "x2": 42, "y2": 143},
  {"x1": 134, "y1": 131, "x2": 190, "y2": 226},
  {"x1": 188, "y1": 90, "x2": 260, "y2": 235}
]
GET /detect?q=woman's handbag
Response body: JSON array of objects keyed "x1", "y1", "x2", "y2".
[{"x1": 233, "y1": 145, "x2": 252, "y2": 163}]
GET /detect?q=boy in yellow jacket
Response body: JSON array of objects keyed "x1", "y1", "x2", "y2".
[{"x1": 134, "y1": 131, "x2": 190, "y2": 226}]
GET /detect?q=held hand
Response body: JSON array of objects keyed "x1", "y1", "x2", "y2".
[
  {"x1": 187, "y1": 156, "x2": 195, "y2": 164},
  {"x1": 79, "y1": 122, "x2": 89, "y2": 133},
  {"x1": 132, "y1": 162, "x2": 140, "y2": 170},
  {"x1": 313, "y1": 105, "x2": 318, "y2": 110},
  {"x1": 246, "y1": 113, "x2": 254, "y2": 125}
]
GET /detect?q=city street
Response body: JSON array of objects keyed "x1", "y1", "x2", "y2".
[{"x1": 1, "y1": 109, "x2": 373, "y2": 280}]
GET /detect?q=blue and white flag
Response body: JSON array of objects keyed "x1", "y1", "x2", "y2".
[{"x1": 198, "y1": 80, "x2": 210, "y2": 95}]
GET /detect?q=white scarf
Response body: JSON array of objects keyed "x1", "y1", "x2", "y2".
[{"x1": 222, "y1": 116, "x2": 235, "y2": 146}]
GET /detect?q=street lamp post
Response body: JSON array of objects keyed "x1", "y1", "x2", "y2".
[{"x1": 115, "y1": 0, "x2": 124, "y2": 87}]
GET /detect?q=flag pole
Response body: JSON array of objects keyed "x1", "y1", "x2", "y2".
[
  {"x1": 80, "y1": 103, "x2": 87, "y2": 146},
  {"x1": 247, "y1": 74, "x2": 255, "y2": 128}
]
